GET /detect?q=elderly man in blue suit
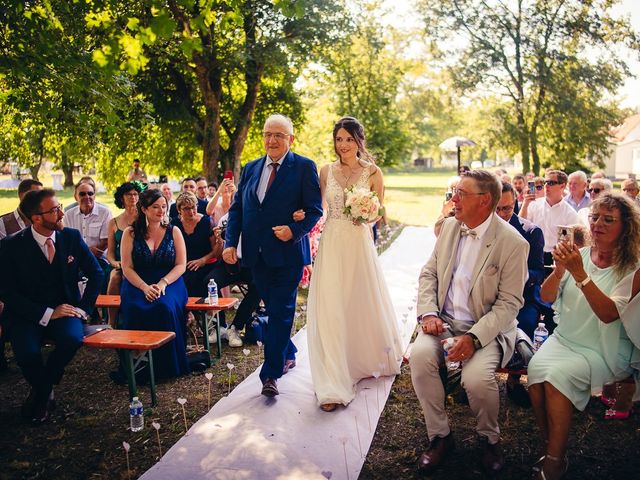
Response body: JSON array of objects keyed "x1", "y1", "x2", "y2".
[
  {"x1": 496, "y1": 181, "x2": 546, "y2": 406},
  {"x1": 0, "y1": 189, "x2": 103, "y2": 422},
  {"x1": 223, "y1": 114, "x2": 322, "y2": 397}
]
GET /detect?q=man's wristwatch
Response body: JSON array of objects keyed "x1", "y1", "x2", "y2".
[
  {"x1": 575, "y1": 275, "x2": 592, "y2": 289},
  {"x1": 465, "y1": 333, "x2": 482, "y2": 351}
]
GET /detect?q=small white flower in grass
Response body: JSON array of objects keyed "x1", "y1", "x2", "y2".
[
  {"x1": 242, "y1": 349, "x2": 250, "y2": 356},
  {"x1": 177, "y1": 397, "x2": 187, "y2": 405},
  {"x1": 205, "y1": 372, "x2": 213, "y2": 380},
  {"x1": 257, "y1": 341, "x2": 263, "y2": 348},
  {"x1": 122, "y1": 441, "x2": 130, "y2": 452},
  {"x1": 226, "y1": 363, "x2": 235, "y2": 371},
  {"x1": 152, "y1": 422, "x2": 160, "y2": 430}
]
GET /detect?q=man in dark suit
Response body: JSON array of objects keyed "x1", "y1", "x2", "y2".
[
  {"x1": 223, "y1": 113, "x2": 322, "y2": 397},
  {"x1": 496, "y1": 181, "x2": 545, "y2": 406},
  {"x1": 0, "y1": 189, "x2": 103, "y2": 422}
]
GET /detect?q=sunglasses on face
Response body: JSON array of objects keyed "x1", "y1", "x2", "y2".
[
  {"x1": 587, "y1": 188, "x2": 603, "y2": 194},
  {"x1": 78, "y1": 191, "x2": 95, "y2": 197},
  {"x1": 534, "y1": 185, "x2": 544, "y2": 191},
  {"x1": 544, "y1": 180, "x2": 561, "y2": 186}
]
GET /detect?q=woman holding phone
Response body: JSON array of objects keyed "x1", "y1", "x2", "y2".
[
  {"x1": 206, "y1": 171, "x2": 237, "y2": 224},
  {"x1": 528, "y1": 193, "x2": 640, "y2": 479}
]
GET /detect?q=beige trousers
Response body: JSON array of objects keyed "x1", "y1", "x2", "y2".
[{"x1": 410, "y1": 330, "x2": 502, "y2": 444}]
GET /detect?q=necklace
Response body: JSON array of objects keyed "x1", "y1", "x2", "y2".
[{"x1": 338, "y1": 161, "x2": 362, "y2": 186}]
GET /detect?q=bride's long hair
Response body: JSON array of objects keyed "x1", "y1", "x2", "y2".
[{"x1": 333, "y1": 116, "x2": 376, "y2": 167}]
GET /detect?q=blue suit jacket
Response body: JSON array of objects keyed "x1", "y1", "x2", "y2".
[
  {"x1": 508, "y1": 214, "x2": 545, "y2": 304},
  {"x1": 0, "y1": 227, "x2": 103, "y2": 325},
  {"x1": 225, "y1": 150, "x2": 323, "y2": 268}
]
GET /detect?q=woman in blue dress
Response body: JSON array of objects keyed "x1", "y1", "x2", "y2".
[{"x1": 120, "y1": 188, "x2": 190, "y2": 379}]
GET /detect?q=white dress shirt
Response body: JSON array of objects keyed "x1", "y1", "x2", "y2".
[
  {"x1": 524, "y1": 198, "x2": 579, "y2": 252},
  {"x1": 442, "y1": 214, "x2": 493, "y2": 323},
  {"x1": 256, "y1": 152, "x2": 287, "y2": 203},
  {"x1": 64, "y1": 203, "x2": 112, "y2": 259}
]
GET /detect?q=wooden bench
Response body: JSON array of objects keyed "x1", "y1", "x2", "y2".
[
  {"x1": 83, "y1": 329, "x2": 174, "y2": 406},
  {"x1": 94, "y1": 295, "x2": 239, "y2": 359}
]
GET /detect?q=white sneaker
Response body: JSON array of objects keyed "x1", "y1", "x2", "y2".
[{"x1": 227, "y1": 326, "x2": 243, "y2": 347}]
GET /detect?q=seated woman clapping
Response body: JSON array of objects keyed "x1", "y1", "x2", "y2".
[
  {"x1": 172, "y1": 192, "x2": 223, "y2": 297},
  {"x1": 527, "y1": 193, "x2": 640, "y2": 480},
  {"x1": 117, "y1": 189, "x2": 190, "y2": 380}
]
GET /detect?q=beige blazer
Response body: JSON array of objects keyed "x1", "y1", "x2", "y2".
[{"x1": 418, "y1": 213, "x2": 529, "y2": 367}]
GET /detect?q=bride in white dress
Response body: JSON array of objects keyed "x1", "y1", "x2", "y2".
[{"x1": 306, "y1": 116, "x2": 402, "y2": 412}]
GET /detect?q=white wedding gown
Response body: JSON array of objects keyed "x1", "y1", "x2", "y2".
[{"x1": 306, "y1": 165, "x2": 402, "y2": 406}]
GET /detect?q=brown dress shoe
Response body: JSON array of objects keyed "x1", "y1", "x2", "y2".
[
  {"x1": 320, "y1": 403, "x2": 338, "y2": 412},
  {"x1": 261, "y1": 378, "x2": 279, "y2": 397},
  {"x1": 417, "y1": 433, "x2": 455, "y2": 474},
  {"x1": 480, "y1": 436, "x2": 505, "y2": 475},
  {"x1": 282, "y1": 359, "x2": 296, "y2": 375}
]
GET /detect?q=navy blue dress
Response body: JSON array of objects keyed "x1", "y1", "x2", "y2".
[
  {"x1": 120, "y1": 226, "x2": 190, "y2": 379},
  {"x1": 173, "y1": 215, "x2": 216, "y2": 297}
]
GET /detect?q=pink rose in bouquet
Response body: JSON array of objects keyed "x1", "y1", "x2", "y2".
[{"x1": 343, "y1": 185, "x2": 384, "y2": 224}]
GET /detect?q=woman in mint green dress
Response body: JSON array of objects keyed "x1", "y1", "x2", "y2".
[{"x1": 528, "y1": 193, "x2": 640, "y2": 480}]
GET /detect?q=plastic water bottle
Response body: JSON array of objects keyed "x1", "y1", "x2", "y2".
[
  {"x1": 533, "y1": 322, "x2": 549, "y2": 351},
  {"x1": 443, "y1": 338, "x2": 460, "y2": 370},
  {"x1": 129, "y1": 396, "x2": 144, "y2": 432},
  {"x1": 207, "y1": 278, "x2": 218, "y2": 305}
]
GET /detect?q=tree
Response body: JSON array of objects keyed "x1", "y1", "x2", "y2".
[
  {"x1": 0, "y1": 1, "x2": 151, "y2": 185},
  {"x1": 418, "y1": 0, "x2": 639, "y2": 174},
  {"x1": 87, "y1": 0, "x2": 349, "y2": 179}
]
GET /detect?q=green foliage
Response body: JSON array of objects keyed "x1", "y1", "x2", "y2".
[{"x1": 417, "y1": 0, "x2": 638, "y2": 174}]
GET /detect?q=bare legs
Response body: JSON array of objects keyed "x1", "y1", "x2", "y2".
[{"x1": 529, "y1": 381, "x2": 572, "y2": 479}]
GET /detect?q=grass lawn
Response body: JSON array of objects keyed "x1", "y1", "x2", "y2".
[{"x1": 0, "y1": 170, "x2": 452, "y2": 226}]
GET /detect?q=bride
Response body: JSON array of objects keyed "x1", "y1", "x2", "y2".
[{"x1": 306, "y1": 116, "x2": 402, "y2": 412}]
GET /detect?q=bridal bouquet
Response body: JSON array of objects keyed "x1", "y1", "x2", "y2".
[{"x1": 343, "y1": 185, "x2": 384, "y2": 224}]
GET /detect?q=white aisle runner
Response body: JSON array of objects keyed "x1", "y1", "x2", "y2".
[{"x1": 140, "y1": 226, "x2": 436, "y2": 480}]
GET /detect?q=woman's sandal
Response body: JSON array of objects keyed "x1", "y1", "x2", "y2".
[
  {"x1": 320, "y1": 403, "x2": 338, "y2": 412},
  {"x1": 536, "y1": 454, "x2": 568, "y2": 480}
]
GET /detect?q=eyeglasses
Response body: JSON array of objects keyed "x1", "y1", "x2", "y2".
[
  {"x1": 37, "y1": 204, "x2": 64, "y2": 216},
  {"x1": 78, "y1": 191, "x2": 95, "y2": 197},
  {"x1": 587, "y1": 188, "x2": 603, "y2": 194},
  {"x1": 622, "y1": 188, "x2": 638, "y2": 193},
  {"x1": 262, "y1": 132, "x2": 290, "y2": 141},
  {"x1": 535, "y1": 185, "x2": 544, "y2": 191},
  {"x1": 496, "y1": 205, "x2": 514, "y2": 213},
  {"x1": 588, "y1": 214, "x2": 619, "y2": 225},
  {"x1": 453, "y1": 188, "x2": 487, "y2": 198},
  {"x1": 544, "y1": 180, "x2": 561, "y2": 186},
  {"x1": 124, "y1": 192, "x2": 139, "y2": 197}
]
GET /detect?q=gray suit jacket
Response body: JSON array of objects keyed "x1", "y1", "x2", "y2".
[{"x1": 418, "y1": 214, "x2": 529, "y2": 367}]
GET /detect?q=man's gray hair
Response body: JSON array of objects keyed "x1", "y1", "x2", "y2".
[
  {"x1": 264, "y1": 114, "x2": 294, "y2": 135},
  {"x1": 590, "y1": 178, "x2": 613, "y2": 191},
  {"x1": 465, "y1": 169, "x2": 502, "y2": 210},
  {"x1": 568, "y1": 170, "x2": 587, "y2": 182}
]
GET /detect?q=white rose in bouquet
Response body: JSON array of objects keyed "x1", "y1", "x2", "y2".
[{"x1": 343, "y1": 185, "x2": 384, "y2": 224}]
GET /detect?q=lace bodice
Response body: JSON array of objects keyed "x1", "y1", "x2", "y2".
[
  {"x1": 132, "y1": 226, "x2": 176, "y2": 279},
  {"x1": 325, "y1": 164, "x2": 371, "y2": 220}
]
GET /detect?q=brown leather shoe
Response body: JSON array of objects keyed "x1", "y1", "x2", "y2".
[
  {"x1": 417, "y1": 433, "x2": 455, "y2": 474},
  {"x1": 480, "y1": 436, "x2": 504, "y2": 475},
  {"x1": 282, "y1": 359, "x2": 296, "y2": 375},
  {"x1": 261, "y1": 378, "x2": 279, "y2": 397}
]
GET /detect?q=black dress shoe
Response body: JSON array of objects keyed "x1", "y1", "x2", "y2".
[
  {"x1": 31, "y1": 398, "x2": 51, "y2": 424},
  {"x1": 417, "y1": 433, "x2": 455, "y2": 474},
  {"x1": 479, "y1": 436, "x2": 505, "y2": 475},
  {"x1": 261, "y1": 378, "x2": 279, "y2": 397}
]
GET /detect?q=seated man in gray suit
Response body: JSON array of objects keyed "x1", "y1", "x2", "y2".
[{"x1": 411, "y1": 170, "x2": 529, "y2": 475}]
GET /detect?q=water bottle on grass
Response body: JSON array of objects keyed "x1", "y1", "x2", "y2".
[{"x1": 130, "y1": 396, "x2": 144, "y2": 432}]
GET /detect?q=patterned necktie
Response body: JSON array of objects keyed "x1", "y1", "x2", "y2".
[
  {"x1": 266, "y1": 162, "x2": 279, "y2": 193},
  {"x1": 460, "y1": 227, "x2": 477, "y2": 239},
  {"x1": 45, "y1": 237, "x2": 55, "y2": 263}
]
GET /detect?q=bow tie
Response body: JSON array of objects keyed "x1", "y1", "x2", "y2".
[{"x1": 460, "y1": 227, "x2": 478, "y2": 239}]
